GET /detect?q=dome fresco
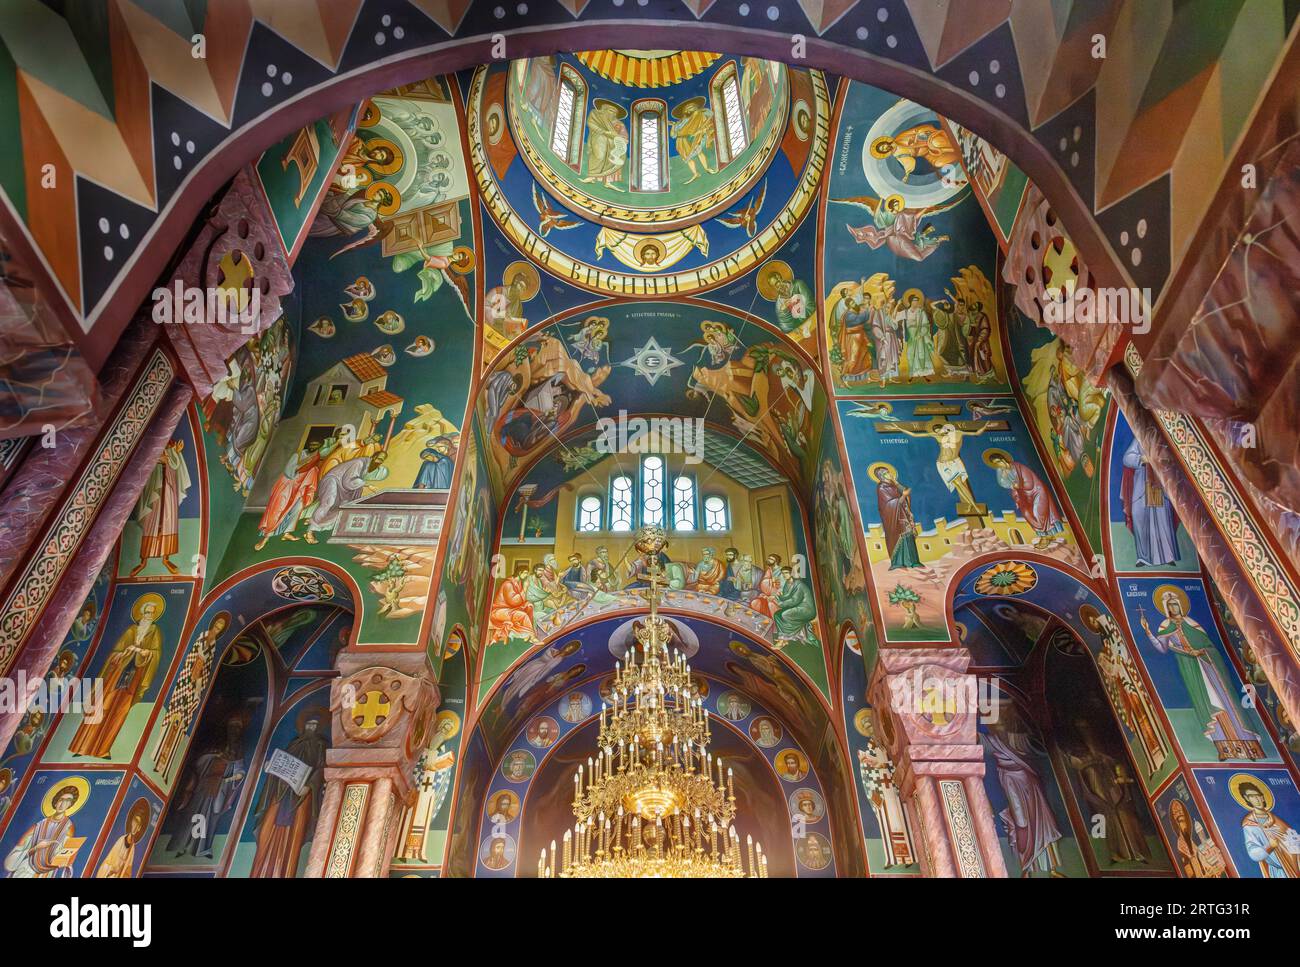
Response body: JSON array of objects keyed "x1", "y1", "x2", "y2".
[{"x1": 2, "y1": 0, "x2": 1298, "y2": 895}]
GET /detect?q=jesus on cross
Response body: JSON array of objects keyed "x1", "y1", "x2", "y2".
[{"x1": 889, "y1": 419, "x2": 1004, "y2": 518}]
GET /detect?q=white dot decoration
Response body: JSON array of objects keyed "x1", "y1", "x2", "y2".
[
  {"x1": 394, "y1": 26, "x2": 404, "y2": 39},
  {"x1": 767, "y1": 4, "x2": 779, "y2": 18},
  {"x1": 493, "y1": 5, "x2": 504, "y2": 16},
  {"x1": 186, "y1": 140, "x2": 195, "y2": 155},
  {"x1": 261, "y1": 82, "x2": 273, "y2": 97},
  {"x1": 995, "y1": 83, "x2": 1006, "y2": 99},
  {"x1": 1073, "y1": 125, "x2": 1083, "y2": 143},
  {"x1": 1131, "y1": 248, "x2": 1142, "y2": 267},
  {"x1": 877, "y1": 6, "x2": 888, "y2": 21},
  {"x1": 382, "y1": 14, "x2": 392, "y2": 25},
  {"x1": 266, "y1": 64, "x2": 277, "y2": 78},
  {"x1": 1059, "y1": 137, "x2": 1068, "y2": 151},
  {"x1": 374, "y1": 31, "x2": 386, "y2": 44},
  {"x1": 170, "y1": 132, "x2": 180, "y2": 147},
  {"x1": 969, "y1": 71, "x2": 980, "y2": 86},
  {"x1": 856, "y1": 26, "x2": 868, "y2": 40},
  {"x1": 739, "y1": 3, "x2": 750, "y2": 14},
  {"x1": 1120, "y1": 231, "x2": 1129, "y2": 245},
  {"x1": 98, "y1": 217, "x2": 110, "y2": 234},
  {"x1": 518, "y1": 3, "x2": 528, "y2": 12},
  {"x1": 989, "y1": 59, "x2": 1000, "y2": 74},
  {"x1": 1137, "y1": 218, "x2": 1148, "y2": 238},
  {"x1": 103, "y1": 246, "x2": 114, "y2": 261},
  {"x1": 1069, "y1": 151, "x2": 1078, "y2": 167},
  {"x1": 118, "y1": 224, "x2": 129, "y2": 240},
  {"x1": 282, "y1": 71, "x2": 293, "y2": 85},
  {"x1": 886, "y1": 34, "x2": 897, "y2": 47},
  {"x1": 173, "y1": 156, "x2": 182, "y2": 170}
]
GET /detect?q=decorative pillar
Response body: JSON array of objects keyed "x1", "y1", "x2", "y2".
[
  {"x1": 867, "y1": 648, "x2": 1007, "y2": 878},
  {"x1": 305, "y1": 652, "x2": 439, "y2": 878},
  {"x1": 1106, "y1": 366, "x2": 1300, "y2": 730}
]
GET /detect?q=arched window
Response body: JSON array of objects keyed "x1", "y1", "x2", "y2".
[
  {"x1": 710, "y1": 62, "x2": 748, "y2": 165},
  {"x1": 672, "y1": 476, "x2": 697, "y2": 531},
  {"x1": 610, "y1": 475, "x2": 634, "y2": 532},
  {"x1": 577, "y1": 494, "x2": 603, "y2": 532},
  {"x1": 551, "y1": 66, "x2": 586, "y2": 167},
  {"x1": 704, "y1": 495, "x2": 729, "y2": 532},
  {"x1": 641, "y1": 456, "x2": 665, "y2": 526},
  {"x1": 631, "y1": 100, "x2": 668, "y2": 192}
]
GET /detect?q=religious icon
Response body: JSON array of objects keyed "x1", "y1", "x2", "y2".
[
  {"x1": 750, "y1": 716, "x2": 783, "y2": 748},
  {"x1": 1229, "y1": 773, "x2": 1300, "y2": 877},
  {"x1": 480, "y1": 833, "x2": 517, "y2": 871},
  {"x1": 796, "y1": 831, "x2": 831, "y2": 870},
  {"x1": 486, "y1": 790, "x2": 521, "y2": 824},
  {"x1": 501, "y1": 750, "x2": 536, "y2": 784},
  {"x1": 558, "y1": 691, "x2": 592, "y2": 724},
  {"x1": 1166, "y1": 796, "x2": 1226, "y2": 878},
  {"x1": 69, "y1": 592, "x2": 166, "y2": 760},
  {"x1": 717, "y1": 691, "x2": 752, "y2": 722},
  {"x1": 3, "y1": 777, "x2": 89, "y2": 877},
  {"x1": 151, "y1": 611, "x2": 231, "y2": 780},
  {"x1": 95, "y1": 797, "x2": 151, "y2": 878},
  {"x1": 789, "y1": 788, "x2": 825, "y2": 823},
  {"x1": 582, "y1": 99, "x2": 629, "y2": 189},
  {"x1": 249, "y1": 707, "x2": 329, "y2": 878},
  {"x1": 1139, "y1": 585, "x2": 1264, "y2": 762},
  {"x1": 775, "y1": 748, "x2": 809, "y2": 783},
  {"x1": 129, "y1": 438, "x2": 191, "y2": 577},
  {"x1": 527, "y1": 716, "x2": 560, "y2": 749}
]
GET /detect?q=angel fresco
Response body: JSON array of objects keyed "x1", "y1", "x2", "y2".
[
  {"x1": 1024, "y1": 337, "x2": 1105, "y2": 479},
  {"x1": 759, "y1": 261, "x2": 816, "y2": 336},
  {"x1": 840, "y1": 194, "x2": 949, "y2": 262}
]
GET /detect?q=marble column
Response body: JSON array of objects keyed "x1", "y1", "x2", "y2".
[
  {"x1": 305, "y1": 651, "x2": 439, "y2": 878},
  {"x1": 867, "y1": 647, "x2": 1007, "y2": 878},
  {"x1": 0, "y1": 318, "x2": 159, "y2": 593},
  {"x1": 0, "y1": 378, "x2": 193, "y2": 751},
  {"x1": 1107, "y1": 367, "x2": 1300, "y2": 731}
]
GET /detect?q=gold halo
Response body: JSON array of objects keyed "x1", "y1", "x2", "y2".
[
  {"x1": 901, "y1": 287, "x2": 925, "y2": 305},
  {"x1": 357, "y1": 100, "x2": 381, "y2": 127},
  {"x1": 126, "y1": 797, "x2": 152, "y2": 832},
  {"x1": 870, "y1": 136, "x2": 896, "y2": 158},
  {"x1": 634, "y1": 237, "x2": 667, "y2": 267},
  {"x1": 883, "y1": 193, "x2": 906, "y2": 212},
  {"x1": 592, "y1": 97, "x2": 629, "y2": 120},
  {"x1": 503, "y1": 261, "x2": 540, "y2": 299},
  {"x1": 982, "y1": 448, "x2": 1013, "y2": 468},
  {"x1": 757, "y1": 259, "x2": 793, "y2": 300},
  {"x1": 42, "y1": 777, "x2": 90, "y2": 817},
  {"x1": 1152, "y1": 584, "x2": 1191, "y2": 618},
  {"x1": 365, "y1": 181, "x2": 402, "y2": 216},
  {"x1": 435, "y1": 709, "x2": 462, "y2": 741},
  {"x1": 853, "y1": 708, "x2": 873, "y2": 737},
  {"x1": 866, "y1": 461, "x2": 897, "y2": 482},
  {"x1": 793, "y1": 100, "x2": 812, "y2": 140},
  {"x1": 1229, "y1": 773, "x2": 1273, "y2": 810},
  {"x1": 1078, "y1": 603, "x2": 1102, "y2": 631},
  {"x1": 358, "y1": 137, "x2": 403, "y2": 174},
  {"x1": 670, "y1": 96, "x2": 707, "y2": 120},
  {"x1": 449, "y1": 245, "x2": 476, "y2": 275},
  {"x1": 485, "y1": 101, "x2": 506, "y2": 145},
  {"x1": 130, "y1": 592, "x2": 166, "y2": 622}
]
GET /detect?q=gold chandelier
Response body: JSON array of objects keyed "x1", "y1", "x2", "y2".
[{"x1": 539, "y1": 526, "x2": 767, "y2": 878}]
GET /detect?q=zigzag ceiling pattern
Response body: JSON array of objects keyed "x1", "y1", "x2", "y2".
[{"x1": 0, "y1": 0, "x2": 1293, "y2": 366}]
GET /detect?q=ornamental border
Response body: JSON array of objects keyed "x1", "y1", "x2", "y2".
[
  {"x1": 0, "y1": 349, "x2": 175, "y2": 674},
  {"x1": 468, "y1": 66, "x2": 829, "y2": 298},
  {"x1": 1125, "y1": 343, "x2": 1300, "y2": 655}
]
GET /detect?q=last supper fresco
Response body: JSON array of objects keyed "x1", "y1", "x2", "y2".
[{"x1": 0, "y1": 1, "x2": 1298, "y2": 909}]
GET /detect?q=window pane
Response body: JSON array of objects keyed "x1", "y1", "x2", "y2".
[
  {"x1": 642, "y1": 456, "x2": 664, "y2": 526},
  {"x1": 639, "y1": 112, "x2": 661, "y2": 191},
  {"x1": 704, "y1": 495, "x2": 728, "y2": 531},
  {"x1": 672, "y1": 476, "x2": 696, "y2": 531},
  {"x1": 578, "y1": 495, "x2": 602, "y2": 532},
  {"x1": 610, "y1": 475, "x2": 634, "y2": 532},
  {"x1": 722, "y1": 76, "x2": 747, "y2": 157},
  {"x1": 552, "y1": 80, "x2": 576, "y2": 159}
]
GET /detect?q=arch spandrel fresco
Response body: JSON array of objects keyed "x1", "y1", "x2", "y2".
[{"x1": 3, "y1": 12, "x2": 1299, "y2": 891}]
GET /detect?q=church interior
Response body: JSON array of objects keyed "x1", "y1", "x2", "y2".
[{"x1": 0, "y1": 0, "x2": 1298, "y2": 881}]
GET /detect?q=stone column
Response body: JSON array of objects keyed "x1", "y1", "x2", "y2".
[
  {"x1": 867, "y1": 647, "x2": 1007, "y2": 878},
  {"x1": 305, "y1": 652, "x2": 439, "y2": 878}
]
